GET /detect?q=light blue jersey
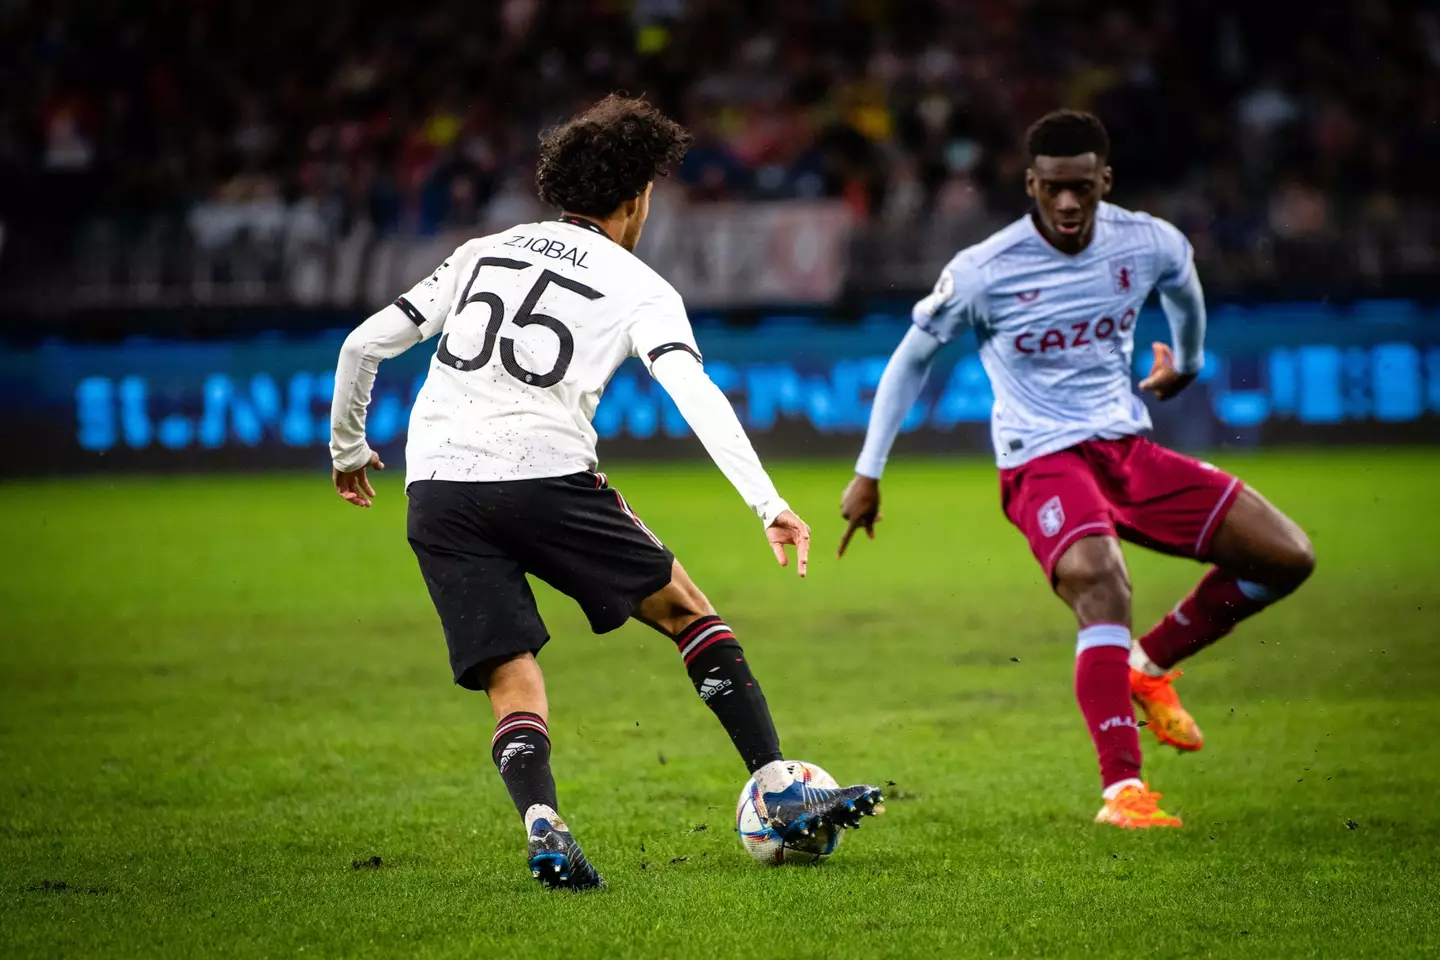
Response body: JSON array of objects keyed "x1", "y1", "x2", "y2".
[{"x1": 909, "y1": 202, "x2": 1201, "y2": 468}]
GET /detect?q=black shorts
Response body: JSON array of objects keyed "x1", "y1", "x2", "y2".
[{"x1": 406, "y1": 472, "x2": 675, "y2": 690}]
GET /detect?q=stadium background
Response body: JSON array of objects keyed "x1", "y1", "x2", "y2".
[
  {"x1": 3, "y1": 2, "x2": 1439, "y2": 958},
  {"x1": 4, "y1": 0, "x2": 1439, "y2": 473}
]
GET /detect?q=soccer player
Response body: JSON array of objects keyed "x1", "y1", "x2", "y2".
[
  {"x1": 839, "y1": 110, "x2": 1314, "y2": 828},
  {"x1": 328, "y1": 96, "x2": 881, "y2": 889}
]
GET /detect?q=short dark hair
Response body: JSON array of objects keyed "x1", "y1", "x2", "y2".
[
  {"x1": 535, "y1": 95, "x2": 692, "y2": 218},
  {"x1": 1025, "y1": 109, "x2": 1110, "y2": 163}
]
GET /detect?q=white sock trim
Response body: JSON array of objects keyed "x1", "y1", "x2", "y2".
[
  {"x1": 1129, "y1": 642, "x2": 1167, "y2": 677},
  {"x1": 523, "y1": 803, "x2": 566, "y2": 833},
  {"x1": 754, "y1": 760, "x2": 795, "y2": 795},
  {"x1": 1236, "y1": 578, "x2": 1278, "y2": 603},
  {"x1": 1076, "y1": 623, "x2": 1131, "y2": 656},
  {"x1": 1103, "y1": 777, "x2": 1144, "y2": 801}
]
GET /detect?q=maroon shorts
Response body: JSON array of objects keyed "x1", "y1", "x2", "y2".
[{"x1": 999, "y1": 436, "x2": 1243, "y2": 581}]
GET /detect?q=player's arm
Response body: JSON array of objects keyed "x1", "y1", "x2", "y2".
[
  {"x1": 839, "y1": 258, "x2": 972, "y2": 556},
  {"x1": 630, "y1": 292, "x2": 809, "y2": 577},
  {"x1": 649, "y1": 350, "x2": 809, "y2": 576},
  {"x1": 839, "y1": 327, "x2": 945, "y2": 556},
  {"x1": 329, "y1": 255, "x2": 457, "y2": 507},
  {"x1": 1140, "y1": 222, "x2": 1207, "y2": 401}
]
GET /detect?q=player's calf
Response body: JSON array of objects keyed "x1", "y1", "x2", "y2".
[
  {"x1": 1135, "y1": 488, "x2": 1315, "y2": 677},
  {"x1": 637, "y1": 567, "x2": 883, "y2": 836},
  {"x1": 669, "y1": 613, "x2": 786, "y2": 775},
  {"x1": 1053, "y1": 537, "x2": 1160, "y2": 809},
  {"x1": 635, "y1": 564, "x2": 787, "y2": 780},
  {"x1": 477, "y1": 654, "x2": 603, "y2": 890},
  {"x1": 491, "y1": 710, "x2": 558, "y2": 823},
  {"x1": 1132, "y1": 567, "x2": 1284, "y2": 677}
]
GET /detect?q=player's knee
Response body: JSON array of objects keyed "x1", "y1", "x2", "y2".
[
  {"x1": 1056, "y1": 543, "x2": 1131, "y2": 620},
  {"x1": 1273, "y1": 528, "x2": 1316, "y2": 592},
  {"x1": 1074, "y1": 562, "x2": 1132, "y2": 609},
  {"x1": 645, "y1": 578, "x2": 716, "y2": 638},
  {"x1": 669, "y1": 588, "x2": 715, "y2": 634},
  {"x1": 470, "y1": 651, "x2": 540, "y2": 696}
]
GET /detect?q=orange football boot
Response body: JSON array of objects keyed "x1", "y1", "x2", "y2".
[
  {"x1": 1094, "y1": 782, "x2": 1183, "y2": 829},
  {"x1": 1130, "y1": 668, "x2": 1204, "y2": 752}
]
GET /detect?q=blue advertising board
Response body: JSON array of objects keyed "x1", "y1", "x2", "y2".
[{"x1": 2, "y1": 301, "x2": 1438, "y2": 476}]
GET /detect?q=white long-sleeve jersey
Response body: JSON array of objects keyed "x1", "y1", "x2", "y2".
[
  {"x1": 330, "y1": 217, "x2": 789, "y2": 525},
  {"x1": 857, "y1": 202, "x2": 1208, "y2": 476}
]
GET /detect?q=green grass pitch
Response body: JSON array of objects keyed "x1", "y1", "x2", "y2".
[{"x1": 2, "y1": 450, "x2": 1439, "y2": 958}]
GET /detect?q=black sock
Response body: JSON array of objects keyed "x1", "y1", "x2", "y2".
[
  {"x1": 490, "y1": 712, "x2": 558, "y2": 820},
  {"x1": 673, "y1": 616, "x2": 783, "y2": 773}
]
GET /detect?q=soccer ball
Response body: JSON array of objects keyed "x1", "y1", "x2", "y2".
[{"x1": 735, "y1": 760, "x2": 843, "y2": 866}]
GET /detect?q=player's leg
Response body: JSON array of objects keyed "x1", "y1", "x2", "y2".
[
  {"x1": 406, "y1": 479, "x2": 601, "y2": 890},
  {"x1": 518, "y1": 472, "x2": 881, "y2": 838},
  {"x1": 468, "y1": 652, "x2": 603, "y2": 890},
  {"x1": 1053, "y1": 537, "x2": 1181, "y2": 828},
  {"x1": 632, "y1": 562, "x2": 884, "y2": 837},
  {"x1": 1120, "y1": 446, "x2": 1315, "y2": 752},
  {"x1": 1134, "y1": 485, "x2": 1315, "y2": 675},
  {"x1": 1002, "y1": 447, "x2": 1180, "y2": 828},
  {"x1": 477, "y1": 653, "x2": 556, "y2": 830},
  {"x1": 631, "y1": 563, "x2": 782, "y2": 778}
]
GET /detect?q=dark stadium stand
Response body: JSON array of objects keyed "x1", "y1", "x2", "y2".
[{"x1": 3, "y1": 0, "x2": 1438, "y2": 311}]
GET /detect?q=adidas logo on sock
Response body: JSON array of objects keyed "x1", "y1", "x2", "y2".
[
  {"x1": 499, "y1": 740, "x2": 534, "y2": 771},
  {"x1": 698, "y1": 677, "x2": 732, "y2": 702}
]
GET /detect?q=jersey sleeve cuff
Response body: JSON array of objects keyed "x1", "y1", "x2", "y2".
[
  {"x1": 854, "y1": 459, "x2": 884, "y2": 480},
  {"x1": 331, "y1": 442, "x2": 373, "y2": 473},
  {"x1": 760, "y1": 499, "x2": 790, "y2": 527},
  {"x1": 1174, "y1": 351, "x2": 1204, "y2": 376}
]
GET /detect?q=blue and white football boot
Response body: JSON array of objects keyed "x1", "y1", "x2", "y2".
[
  {"x1": 526, "y1": 816, "x2": 604, "y2": 891},
  {"x1": 761, "y1": 780, "x2": 884, "y2": 842}
]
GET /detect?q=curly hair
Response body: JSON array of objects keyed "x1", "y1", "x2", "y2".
[
  {"x1": 1025, "y1": 109, "x2": 1111, "y2": 162},
  {"x1": 535, "y1": 95, "x2": 692, "y2": 218}
]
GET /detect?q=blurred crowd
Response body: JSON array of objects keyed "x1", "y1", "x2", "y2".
[{"x1": 5, "y1": 0, "x2": 1440, "y2": 296}]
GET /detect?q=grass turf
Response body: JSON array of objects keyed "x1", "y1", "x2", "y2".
[{"x1": 2, "y1": 450, "x2": 1438, "y2": 958}]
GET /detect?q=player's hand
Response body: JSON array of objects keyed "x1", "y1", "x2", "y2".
[
  {"x1": 1138, "y1": 342, "x2": 1197, "y2": 402},
  {"x1": 766, "y1": 510, "x2": 811, "y2": 578},
  {"x1": 837, "y1": 475, "x2": 881, "y2": 558},
  {"x1": 333, "y1": 450, "x2": 385, "y2": 508}
]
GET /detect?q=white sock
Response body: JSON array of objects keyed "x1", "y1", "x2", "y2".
[
  {"x1": 1076, "y1": 623, "x2": 1131, "y2": 655},
  {"x1": 523, "y1": 803, "x2": 567, "y2": 834},
  {"x1": 1103, "y1": 778, "x2": 1145, "y2": 800},
  {"x1": 754, "y1": 760, "x2": 794, "y2": 794},
  {"x1": 1128, "y1": 642, "x2": 1167, "y2": 678}
]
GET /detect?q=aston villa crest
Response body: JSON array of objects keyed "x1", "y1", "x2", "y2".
[
  {"x1": 1110, "y1": 256, "x2": 1138, "y2": 294},
  {"x1": 1038, "y1": 495, "x2": 1065, "y2": 537}
]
